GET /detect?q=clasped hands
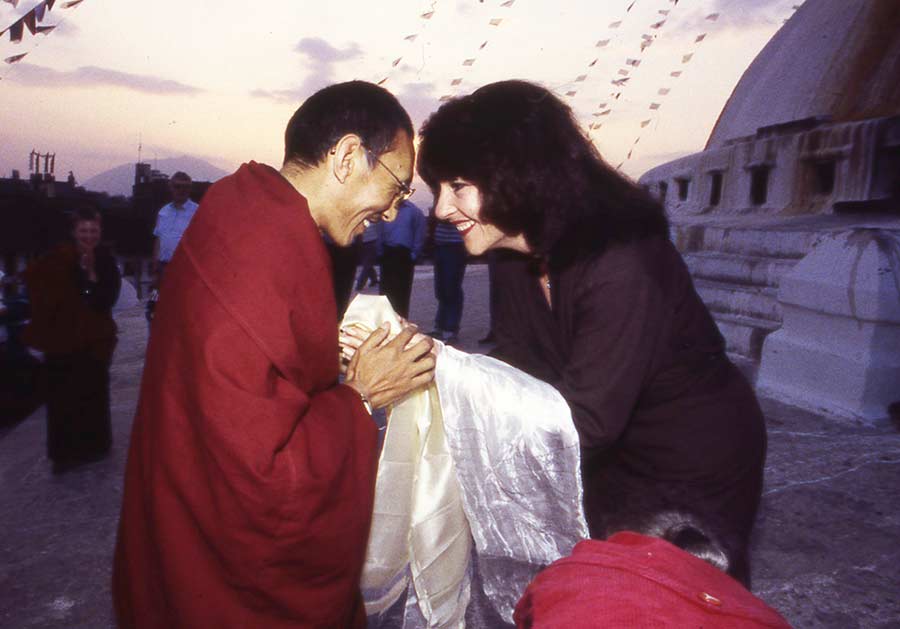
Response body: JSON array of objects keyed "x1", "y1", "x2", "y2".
[{"x1": 341, "y1": 322, "x2": 440, "y2": 410}]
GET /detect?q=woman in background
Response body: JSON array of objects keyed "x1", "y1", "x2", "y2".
[
  {"x1": 24, "y1": 205, "x2": 121, "y2": 473},
  {"x1": 416, "y1": 80, "x2": 767, "y2": 584}
]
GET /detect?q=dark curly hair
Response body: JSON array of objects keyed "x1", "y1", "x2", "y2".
[
  {"x1": 283, "y1": 80, "x2": 413, "y2": 169},
  {"x1": 417, "y1": 80, "x2": 668, "y2": 270}
]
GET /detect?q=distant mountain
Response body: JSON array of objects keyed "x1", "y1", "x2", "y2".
[{"x1": 83, "y1": 156, "x2": 230, "y2": 197}]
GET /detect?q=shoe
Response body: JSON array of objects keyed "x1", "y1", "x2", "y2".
[
  {"x1": 443, "y1": 332, "x2": 459, "y2": 346},
  {"x1": 478, "y1": 331, "x2": 496, "y2": 345}
]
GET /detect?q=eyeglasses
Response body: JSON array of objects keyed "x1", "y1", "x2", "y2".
[{"x1": 363, "y1": 146, "x2": 415, "y2": 205}]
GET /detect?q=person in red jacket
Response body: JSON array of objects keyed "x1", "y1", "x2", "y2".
[
  {"x1": 113, "y1": 81, "x2": 434, "y2": 629},
  {"x1": 514, "y1": 511, "x2": 792, "y2": 629},
  {"x1": 23, "y1": 206, "x2": 121, "y2": 473}
]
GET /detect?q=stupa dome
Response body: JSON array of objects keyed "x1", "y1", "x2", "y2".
[{"x1": 706, "y1": 0, "x2": 900, "y2": 149}]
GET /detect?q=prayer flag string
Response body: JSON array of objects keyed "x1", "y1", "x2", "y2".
[
  {"x1": 588, "y1": 0, "x2": 680, "y2": 137},
  {"x1": 1, "y1": 0, "x2": 80, "y2": 78},
  {"x1": 438, "y1": 0, "x2": 518, "y2": 102},
  {"x1": 615, "y1": 9, "x2": 723, "y2": 169},
  {"x1": 374, "y1": 1, "x2": 441, "y2": 87}
]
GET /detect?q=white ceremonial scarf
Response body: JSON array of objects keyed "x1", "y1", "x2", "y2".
[{"x1": 342, "y1": 295, "x2": 588, "y2": 628}]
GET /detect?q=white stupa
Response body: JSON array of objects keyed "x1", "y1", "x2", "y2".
[{"x1": 639, "y1": 0, "x2": 900, "y2": 422}]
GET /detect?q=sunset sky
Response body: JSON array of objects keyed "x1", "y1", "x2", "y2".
[{"x1": 0, "y1": 0, "x2": 798, "y2": 198}]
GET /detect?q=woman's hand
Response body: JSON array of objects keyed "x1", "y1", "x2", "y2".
[
  {"x1": 344, "y1": 323, "x2": 436, "y2": 409},
  {"x1": 79, "y1": 250, "x2": 98, "y2": 282},
  {"x1": 340, "y1": 318, "x2": 440, "y2": 366}
]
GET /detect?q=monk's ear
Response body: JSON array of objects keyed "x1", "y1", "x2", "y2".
[{"x1": 331, "y1": 134, "x2": 364, "y2": 185}]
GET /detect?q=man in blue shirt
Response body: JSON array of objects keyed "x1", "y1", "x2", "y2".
[{"x1": 377, "y1": 199, "x2": 425, "y2": 318}]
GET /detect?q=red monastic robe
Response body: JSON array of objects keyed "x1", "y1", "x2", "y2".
[{"x1": 113, "y1": 162, "x2": 378, "y2": 628}]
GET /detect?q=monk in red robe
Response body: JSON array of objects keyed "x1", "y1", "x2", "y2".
[{"x1": 113, "y1": 82, "x2": 434, "y2": 629}]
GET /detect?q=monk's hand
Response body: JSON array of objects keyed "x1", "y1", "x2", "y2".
[{"x1": 345, "y1": 323, "x2": 436, "y2": 409}]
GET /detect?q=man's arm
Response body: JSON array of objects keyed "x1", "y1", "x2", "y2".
[{"x1": 150, "y1": 238, "x2": 162, "y2": 289}]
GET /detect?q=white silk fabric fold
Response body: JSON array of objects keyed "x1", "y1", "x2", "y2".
[{"x1": 342, "y1": 295, "x2": 588, "y2": 627}]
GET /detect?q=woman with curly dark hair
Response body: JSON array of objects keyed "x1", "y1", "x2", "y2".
[{"x1": 417, "y1": 80, "x2": 766, "y2": 585}]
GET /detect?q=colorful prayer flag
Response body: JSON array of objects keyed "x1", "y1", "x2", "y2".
[{"x1": 5, "y1": 52, "x2": 27, "y2": 63}]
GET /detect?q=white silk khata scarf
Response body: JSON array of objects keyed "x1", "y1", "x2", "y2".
[{"x1": 342, "y1": 295, "x2": 588, "y2": 628}]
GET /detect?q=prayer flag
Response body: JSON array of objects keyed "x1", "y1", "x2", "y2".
[
  {"x1": 649, "y1": 102, "x2": 660, "y2": 110},
  {"x1": 501, "y1": 0, "x2": 515, "y2": 6},
  {"x1": 489, "y1": 18, "x2": 502, "y2": 26},
  {"x1": 62, "y1": 0, "x2": 83, "y2": 7},
  {"x1": 596, "y1": 102, "x2": 607, "y2": 109},
  {"x1": 626, "y1": 1, "x2": 636, "y2": 11},
  {"x1": 705, "y1": 13, "x2": 719, "y2": 21},
  {"x1": 35, "y1": 24, "x2": 55, "y2": 34},
  {"x1": 463, "y1": 58, "x2": 475, "y2": 66},
  {"x1": 658, "y1": 87, "x2": 670, "y2": 95},
  {"x1": 23, "y1": 8, "x2": 37, "y2": 34},
  {"x1": 640, "y1": 119, "x2": 651, "y2": 128},
  {"x1": 588, "y1": 58, "x2": 598, "y2": 67},
  {"x1": 658, "y1": 9, "x2": 669, "y2": 15},
  {"x1": 451, "y1": 78, "x2": 462, "y2": 86},
  {"x1": 611, "y1": 77, "x2": 629, "y2": 86},
  {"x1": 377, "y1": 78, "x2": 388, "y2": 86},
  {"x1": 681, "y1": 53, "x2": 693, "y2": 63},
  {"x1": 1, "y1": 0, "x2": 19, "y2": 6},
  {"x1": 598, "y1": 109, "x2": 611, "y2": 116},
  {"x1": 626, "y1": 58, "x2": 641, "y2": 67},
  {"x1": 650, "y1": 20, "x2": 666, "y2": 29},
  {"x1": 392, "y1": 57, "x2": 402, "y2": 67},
  {"x1": 596, "y1": 39, "x2": 610, "y2": 47},
  {"x1": 8, "y1": 19, "x2": 23, "y2": 42},
  {"x1": 421, "y1": 11, "x2": 434, "y2": 19},
  {"x1": 404, "y1": 34, "x2": 417, "y2": 42},
  {"x1": 608, "y1": 21, "x2": 622, "y2": 28},
  {"x1": 627, "y1": 148, "x2": 633, "y2": 159},
  {"x1": 575, "y1": 74, "x2": 587, "y2": 82},
  {"x1": 640, "y1": 39, "x2": 653, "y2": 52},
  {"x1": 617, "y1": 69, "x2": 629, "y2": 76},
  {"x1": 695, "y1": 33, "x2": 706, "y2": 43},
  {"x1": 479, "y1": 41, "x2": 487, "y2": 49},
  {"x1": 566, "y1": 90, "x2": 577, "y2": 97},
  {"x1": 440, "y1": 95, "x2": 452, "y2": 101},
  {"x1": 670, "y1": 70, "x2": 682, "y2": 77},
  {"x1": 5, "y1": 52, "x2": 27, "y2": 63}
]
